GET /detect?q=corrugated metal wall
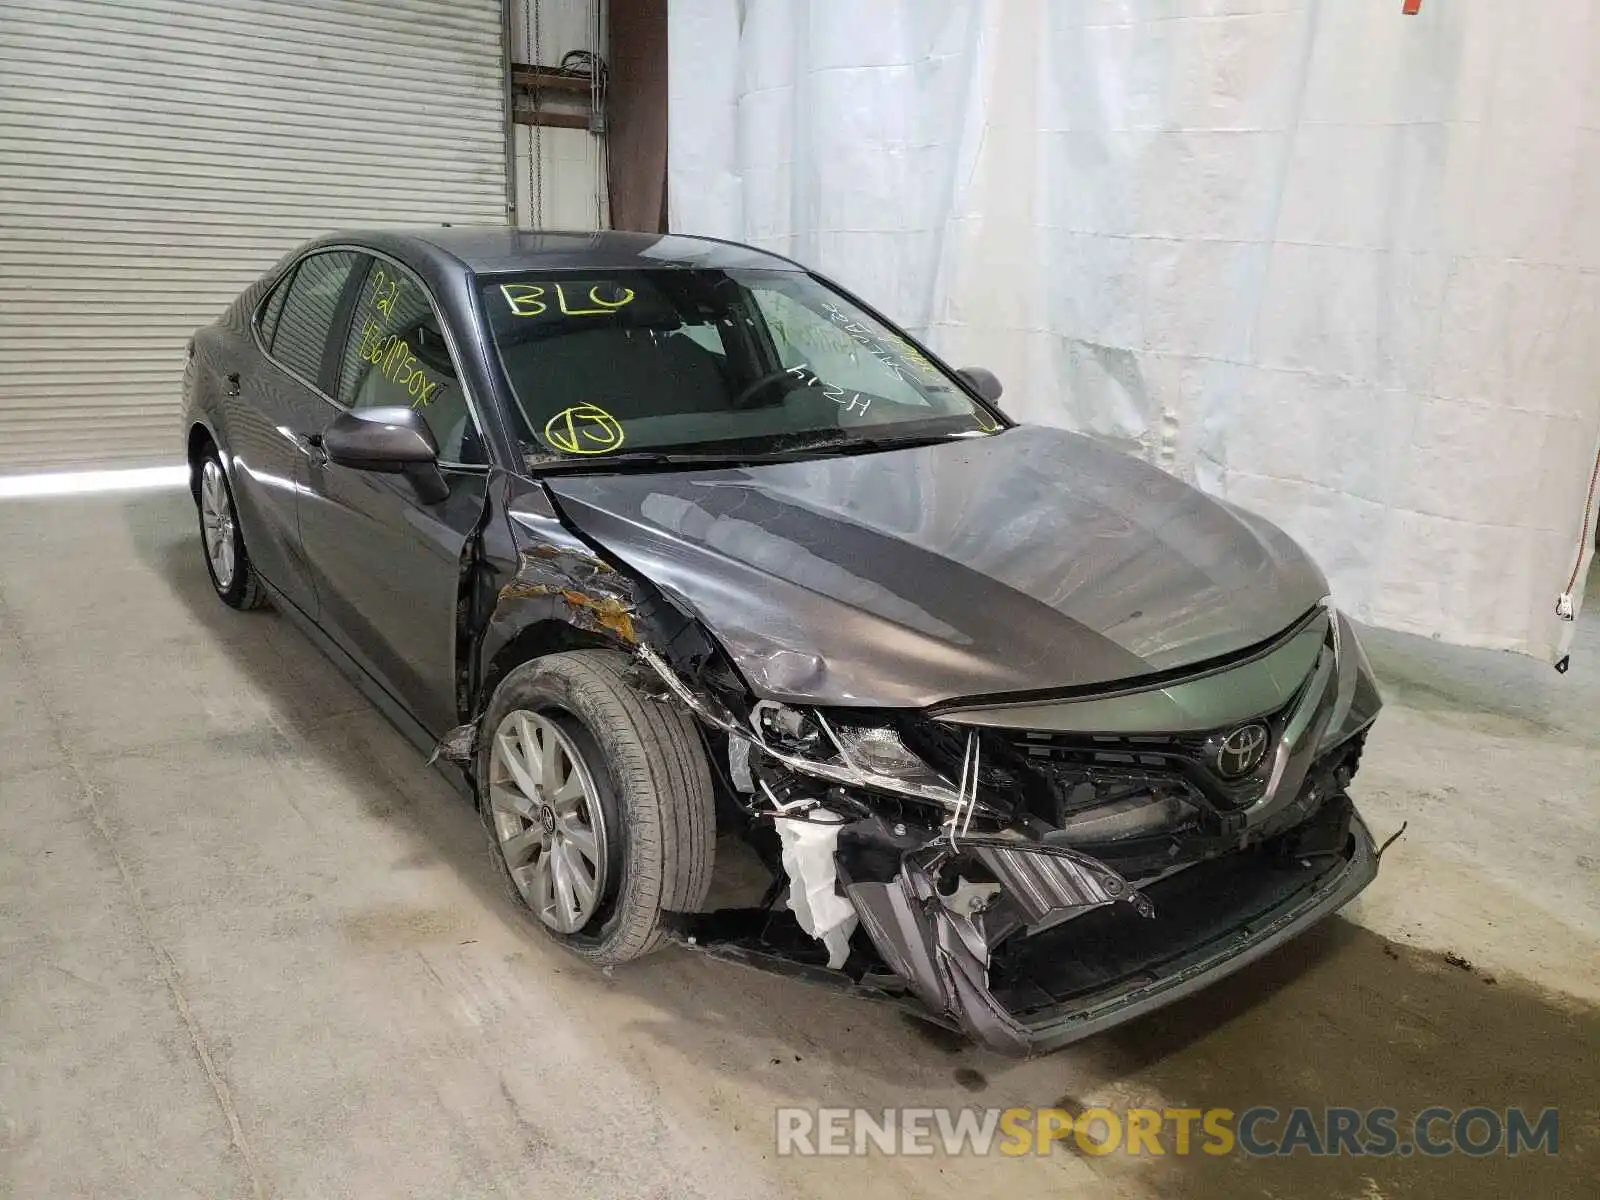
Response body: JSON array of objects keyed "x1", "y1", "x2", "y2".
[{"x1": 0, "y1": 0, "x2": 509, "y2": 472}]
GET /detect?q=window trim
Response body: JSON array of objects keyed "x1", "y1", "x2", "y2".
[
  {"x1": 251, "y1": 244, "x2": 493, "y2": 473},
  {"x1": 249, "y1": 248, "x2": 362, "y2": 403},
  {"x1": 256, "y1": 262, "x2": 297, "y2": 350}
]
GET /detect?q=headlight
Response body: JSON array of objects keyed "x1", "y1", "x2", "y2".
[
  {"x1": 824, "y1": 719, "x2": 958, "y2": 792},
  {"x1": 753, "y1": 701, "x2": 827, "y2": 755},
  {"x1": 1318, "y1": 606, "x2": 1382, "y2": 754},
  {"x1": 746, "y1": 703, "x2": 990, "y2": 815},
  {"x1": 633, "y1": 645, "x2": 999, "y2": 817}
]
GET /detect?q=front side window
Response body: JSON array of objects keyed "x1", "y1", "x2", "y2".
[
  {"x1": 478, "y1": 269, "x2": 996, "y2": 463},
  {"x1": 270, "y1": 250, "x2": 362, "y2": 386},
  {"x1": 337, "y1": 259, "x2": 481, "y2": 464}
]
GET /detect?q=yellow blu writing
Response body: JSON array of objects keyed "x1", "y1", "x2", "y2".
[
  {"x1": 501, "y1": 283, "x2": 547, "y2": 316},
  {"x1": 501, "y1": 282, "x2": 635, "y2": 318},
  {"x1": 555, "y1": 282, "x2": 635, "y2": 316}
]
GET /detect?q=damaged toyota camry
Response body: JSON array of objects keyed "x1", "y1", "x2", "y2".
[{"x1": 184, "y1": 228, "x2": 1382, "y2": 1055}]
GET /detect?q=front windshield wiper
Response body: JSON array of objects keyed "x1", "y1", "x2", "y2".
[
  {"x1": 767, "y1": 430, "x2": 993, "y2": 456},
  {"x1": 525, "y1": 450, "x2": 770, "y2": 473},
  {"x1": 524, "y1": 430, "x2": 995, "y2": 473}
]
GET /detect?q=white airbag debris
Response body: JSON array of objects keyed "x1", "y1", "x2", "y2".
[{"x1": 776, "y1": 813, "x2": 858, "y2": 969}]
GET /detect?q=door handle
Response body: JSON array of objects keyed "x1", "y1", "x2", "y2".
[
  {"x1": 225, "y1": 371, "x2": 241, "y2": 397},
  {"x1": 294, "y1": 431, "x2": 327, "y2": 464}
]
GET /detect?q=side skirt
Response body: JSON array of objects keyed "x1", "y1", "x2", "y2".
[{"x1": 261, "y1": 579, "x2": 475, "y2": 800}]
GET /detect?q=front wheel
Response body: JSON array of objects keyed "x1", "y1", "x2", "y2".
[
  {"x1": 478, "y1": 649, "x2": 716, "y2": 964},
  {"x1": 196, "y1": 450, "x2": 267, "y2": 610}
]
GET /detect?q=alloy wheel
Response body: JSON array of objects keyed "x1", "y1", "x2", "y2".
[
  {"x1": 200, "y1": 459, "x2": 236, "y2": 590},
  {"x1": 489, "y1": 710, "x2": 610, "y2": 934}
]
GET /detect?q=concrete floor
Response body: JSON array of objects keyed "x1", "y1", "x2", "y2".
[{"x1": 1, "y1": 488, "x2": 1595, "y2": 1199}]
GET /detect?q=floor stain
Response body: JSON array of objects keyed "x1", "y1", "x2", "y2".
[
  {"x1": 952, "y1": 1067, "x2": 989, "y2": 1093},
  {"x1": 1039, "y1": 920, "x2": 1598, "y2": 1199},
  {"x1": 391, "y1": 848, "x2": 438, "y2": 871},
  {"x1": 339, "y1": 906, "x2": 466, "y2": 945}
]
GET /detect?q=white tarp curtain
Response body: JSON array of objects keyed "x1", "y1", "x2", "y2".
[{"x1": 668, "y1": 0, "x2": 1600, "y2": 663}]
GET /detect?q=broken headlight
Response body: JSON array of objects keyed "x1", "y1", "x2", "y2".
[
  {"x1": 747, "y1": 702, "x2": 995, "y2": 816},
  {"x1": 824, "y1": 718, "x2": 959, "y2": 792},
  {"x1": 753, "y1": 701, "x2": 827, "y2": 754},
  {"x1": 632, "y1": 646, "x2": 1000, "y2": 818}
]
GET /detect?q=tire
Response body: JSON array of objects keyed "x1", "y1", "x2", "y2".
[
  {"x1": 478, "y1": 649, "x2": 716, "y2": 964},
  {"x1": 195, "y1": 447, "x2": 268, "y2": 611}
]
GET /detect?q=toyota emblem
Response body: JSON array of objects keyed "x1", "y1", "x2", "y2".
[{"x1": 1214, "y1": 723, "x2": 1270, "y2": 779}]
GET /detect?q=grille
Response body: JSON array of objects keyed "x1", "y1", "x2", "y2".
[
  {"x1": 1002, "y1": 695, "x2": 1305, "y2": 826},
  {"x1": 907, "y1": 693, "x2": 1301, "y2": 834}
]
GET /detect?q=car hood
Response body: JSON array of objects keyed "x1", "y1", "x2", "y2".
[{"x1": 541, "y1": 425, "x2": 1327, "y2": 708}]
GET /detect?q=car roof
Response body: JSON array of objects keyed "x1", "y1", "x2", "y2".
[{"x1": 324, "y1": 227, "x2": 808, "y2": 276}]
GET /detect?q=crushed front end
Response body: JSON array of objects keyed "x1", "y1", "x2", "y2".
[{"x1": 642, "y1": 602, "x2": 1382, "y2": 1056}]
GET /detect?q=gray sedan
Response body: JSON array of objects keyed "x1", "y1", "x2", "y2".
[{"x1": 182, "y1": 227, "x2": 1381, "y2": 1054}]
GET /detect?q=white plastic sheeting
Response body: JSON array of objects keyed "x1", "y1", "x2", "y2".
[{"x1": 668, "y1": 0, "x2": 1600, "y2": 663}]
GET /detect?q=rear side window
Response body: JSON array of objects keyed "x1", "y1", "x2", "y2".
[
  {"x1": 257, "y1": 267, "x2": 295, "y2": 346},
  {"x1": 270, "y1": 250, "x2": 362, "y2": 387}
]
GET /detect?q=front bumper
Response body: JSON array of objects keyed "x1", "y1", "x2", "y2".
[
  {"x1": 640, "y1": 605, "x2": 1383, "y2": 1056},
  {"x1": 837, "y1": 798, "x2": 1376, "y2": 1055},
  {"x1": 828, "y1": 606, "x2": 1381, "y2": 1054}
]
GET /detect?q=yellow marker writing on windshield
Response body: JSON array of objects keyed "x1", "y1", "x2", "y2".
[
  {"x1": 502, "y1": 282, "x2": 635, "y2": 318},
  {"x1": 554, "y1": 283, "x2": 636, "y2": 316},
  {"x1": 501, "y1": 283, "x2": 547, "y2": 317},
  {"x1": 544, "y1": 404, "x2": 625, "y2": 455}
]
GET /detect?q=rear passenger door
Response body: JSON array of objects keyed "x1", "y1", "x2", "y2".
[
  {"x1": 239, "y1": 248, "x2": 366, "y2": 616},
  {"x1": 295, "y1": 254, "x2": 492, "y2": 736}
]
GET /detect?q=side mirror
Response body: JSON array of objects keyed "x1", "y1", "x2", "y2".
[
  {"x1": 321, "y1": 407, "x2": 448, "y2": 503},
  {"x1": 958, "y1": 366, "x2": 1004, "y2": 403},
  {"x1": 322, "y1": 406, "x2": 438, "y2": 470}
]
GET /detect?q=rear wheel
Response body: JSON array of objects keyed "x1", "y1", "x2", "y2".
[
  {"x1": 479, "y1": 649, "x2": 715, "y2": 963},
  {"x1": 196, "y1": 450, "x2": 267, "y2": 610}
]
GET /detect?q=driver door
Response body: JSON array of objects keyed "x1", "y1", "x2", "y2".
[{"x1": 295, "y1": 254, "x2": 491, "y2": 736}]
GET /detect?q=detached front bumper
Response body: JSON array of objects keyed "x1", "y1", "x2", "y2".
[{"x1": 836, "y1": 796, "x2": 1377, "y2": 1056}]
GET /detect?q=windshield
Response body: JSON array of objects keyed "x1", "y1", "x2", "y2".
[{"x1": 477, "y1": 268, "x2": 1000, "y2": 463}]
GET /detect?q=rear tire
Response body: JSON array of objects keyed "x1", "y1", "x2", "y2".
[
  {"x1": 195, "y1": 448, "x2": 267, "y2": 611},
  {"x1": 478, "y1": 649, "x2": 716, "y2": 964}
]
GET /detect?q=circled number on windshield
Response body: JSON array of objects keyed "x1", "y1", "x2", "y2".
[{"x1": 544, "y1": 404, "x2": 626, "y2": 455}]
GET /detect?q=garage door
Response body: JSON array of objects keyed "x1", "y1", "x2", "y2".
[{"x1": 0, "y1": 0, "x2": 509, "y2": 472}]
